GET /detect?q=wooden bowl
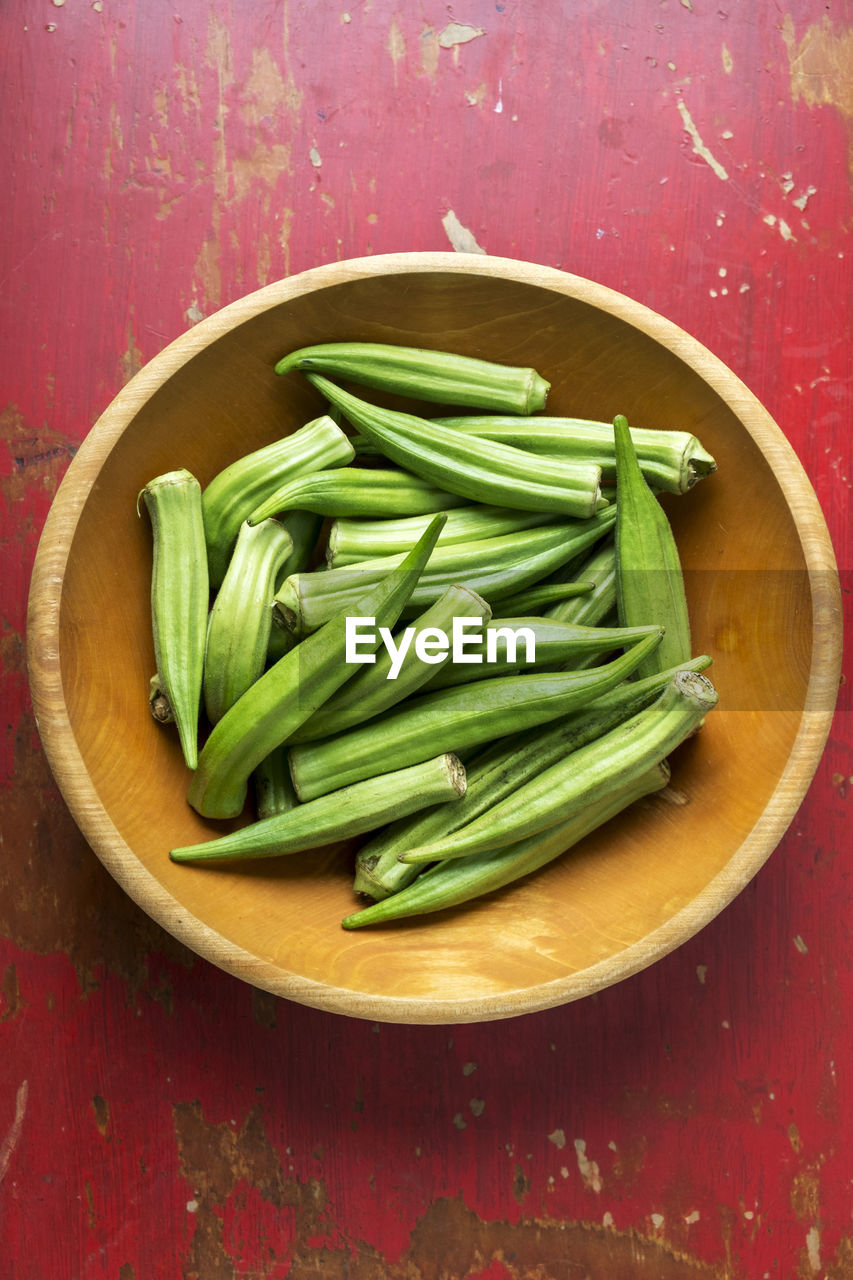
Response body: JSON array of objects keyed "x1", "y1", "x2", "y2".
[{"x1": 27, "y1": 253, "x2": 842, "y2": 1024}]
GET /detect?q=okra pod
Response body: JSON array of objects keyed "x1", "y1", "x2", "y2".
[
  {"x1": 305, "y1": 375, "x2": 605, "y2": 518},
  {"x1": 429, "y1": 415, "x2": 717, "y2": 495},
  {"x1": 203, "y1": 415, "x2": 354, "y2": 586},
  {"x1": 248, "y1": 466, "x2": 468, "y2": 525},
  {"x1": 187, "y1": 515, "x2": 447, "y2": 819},
  {"x1": 342, "y1": 761, "x2": 670, "y2": 928},
  {"x1": 253, "y1": 745, "x2": 298, "y2": 820},
  {"x1": 288, "y1": 628, "x2": 664, "y2": 803},
  {"x1": 203, "y1": 518, "x2": 294, "y2": 724},
  {"x1": 266, "y1": 510, "x2": 324, "y2": 664},
  {"x1": 614, "y1": 414, "x2": 692, "y2": 678},
  {"x1": 400, "y1": 669, "x2": 717, "y2": 865},
  {"x1": 275, "y1": 341, "x2": 550, "y2": 415},
  {"x1": 543, "y1": 536, "x2": 617, "y2": 626},
  {"x1": 495, "y1": 581, "x2": 595, "y2": 615},
  {"x1": 353, "y1": 655, "x2": 712, "y2": 900},
  {"x1": 326, "y1": 505, "x2": 558, "y2": 568},
  {"x1": 425, "y1": 617, "x2": 662, "y2": 689},
  {"x1": 172, "y1": 753, "x2": 467, "y2": 864},
  {"x1": 276, "y1": 509, "x2": 616, "y2": 637},
  {"x1": 288, "y1": 585, "x2": 492, "y2": 743},
  {"x1": 140, "y1": 469, "x2": 208, "y2": 770}
]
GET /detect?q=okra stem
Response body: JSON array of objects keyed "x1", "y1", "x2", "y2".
[{"x1": 172, "y1": 753, "x2": 466, "y2": 864}]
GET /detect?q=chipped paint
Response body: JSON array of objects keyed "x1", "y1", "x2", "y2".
[
  {"x1": 441, "y1": 210, "x2": 486, "y2": 254},
  {"x1": 0, "y1": 1081, "x2": 28, "y2": 1184},
  {"x1": 676, "y1": 97, "x2": 730, "y2": 181},
  {"x1": 574, "y1": 1138, "x2": 603, "y2": 1193},
  {"x1": 438, "y1": 22, "x2": 485, "y2": 49}
]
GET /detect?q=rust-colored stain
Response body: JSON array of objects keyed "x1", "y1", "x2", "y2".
[{"x1": 170, "y1": 1097, "x2": 731, "y2": 1280}]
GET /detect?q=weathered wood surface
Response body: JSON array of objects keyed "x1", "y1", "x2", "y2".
[{"x1": 2, "y1": 2, "x2": 851, "y2": 1276}]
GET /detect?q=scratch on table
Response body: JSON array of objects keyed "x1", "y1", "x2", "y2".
[
  {"x1": 388, "y1": 14, "x2": 406, "y2": 82},
  {"x1": 441, "y1": 210, "x2": 486, "y2": 254},
  {"x1": 0, "y1": 1081, "x2": 29, "y2": 1185},
  {"x1": 675, "y1": 97, "x2": 730, "y2": 182}
]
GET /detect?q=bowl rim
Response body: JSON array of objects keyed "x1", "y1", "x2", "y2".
[{"x1": 26, "y1": 251, "x2": 844, "y2": 1024}]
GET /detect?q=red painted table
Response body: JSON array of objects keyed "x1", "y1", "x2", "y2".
[{"x1": 3, "y1": 3, "x2": 851, "y2": 1276}]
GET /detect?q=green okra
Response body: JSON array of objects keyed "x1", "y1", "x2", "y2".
[
  {"x1": 275, "y1": 341, "x2": 551, "y2": 415},
  {"x1": 305, "y1": 375, "x2": 606, "y2": 519},
  {"x1": 276, "y1": 508, "x2": 616, "y2": 637},
  {"x1": 429, "y1": 415, "x2": 717, "y2": 495},
  {"x1": 543, "y1": 536, "x2": 617, "y2": 626},
  {"x1": 352, "y1": 655, "x2": 712, "y2": 900},
  {"x1": 140, "y1": 469, "x2": 208, "y2": 771},
  {"x1": 288, "y1": 628, "x2": 664, "y2": 803},
  {"x1": 203, "y1": 517, "x2": 294, "y2": 724},
  {"x1": 187, "y1": 514, "x2": 447, "y2": 819},
  {"x1": 287, "y1": 584, "x2": 492, "y2": 744},
  {"x1": 614, "y1": 414, "x2": 692, "y2": 678},
  {"x1": 253, "y1": 745, "x2": 298, "y2": 821},
  {"x1": 425, "y1": 617, "x2": 662, "y2": 689},
  {"x1": 202, "y1": 415, "x2": 354, "y2": 587},
  {"x1": 266, "y1": 510, "x2": 324, "y2": 664},
  {"x1": 172, "y1": 753, "x2": 467, "y2": 864},
  {"x1": 326, "y1": 505, "x2": 558, "y2": 568},
  {"x1": 248, "y1": 466, "x2": 468, "y2": 526},
  {"x1": 495, "y1": 581, "x2": 595, "y2": 615},
  {"x1": 400, "y1": 669, "x2": 717, "y2": 865},
  {"x1": 342, "y1": 761, "x2": 671, "y2": 928}
]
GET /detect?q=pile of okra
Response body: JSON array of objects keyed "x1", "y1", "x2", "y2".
[{"x1": 141, "y1": 341, "x2": 719, "y2": 928}]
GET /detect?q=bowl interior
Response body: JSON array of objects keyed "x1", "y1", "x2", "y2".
[{"x1": 42, "y1": 263, "x2": 834, "y2": 1021}]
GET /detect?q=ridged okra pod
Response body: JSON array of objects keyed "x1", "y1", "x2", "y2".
[
  {"x1": 172, "y1": 753, "x2": 466, "y2": 864},
  {"x1": 425, "y1": 617, "x2": 662, "y2": 689},
  {"x1": 187, "y1": 514, "x2": 447, "y2": 819},
  {"x1": 400, "y1": 669, "x2": 718, "y2": 865},
  {"x1": 275, "y1": 341, "x2": 551, "y2": 415},
  {"x1": 305, "y1": 374, "x2": 605, "y2": 518},
  {"x1": 253, "y1": 745, "x2": 298, "y2": 821},
  {"x1": 543, "y1": 536, "x2": 617, "y2": 627},
  {"x1": 140, "y1": 469, "x2": 208, "y2": 771},
  {"x1": 266, "y1": 510, "x2": 324, "y2": 664},
  {"x1": 326, "y1": 505, "x2": 557, "y2": 568},
  {"x1": 202, "y1": 415, "x2": 354, "y2": 586},
  {"x1": 288, "y1": 584, "x2": 492, "y2": 744},
  {"x1": 430, "y1": 415, "x2": 717, "y2": 495},
  {"x1": 342, "y1": 761, "x2": 671, "y2": 928},
  {"x1": 276, "y1": 509, "x2": 615, "y2": 637},
  {"x1": 288, "y1": 628, "x2": 664, "y2": 803},
  {"x1": 248, "y1": 466, "x2": 468, "y2": 525},
  {"x1": 494, "y1": 581, "x2": 595, "y2": 615},
  {"x1": 352, "y1": 655, "x2": 712, "y2": 900},
  {"x1": 203, "y1": 517, "x2": 294, "y2": 724},
  {"x1": 614, "y1": 414, "x2": 692, "y2": 678}
]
